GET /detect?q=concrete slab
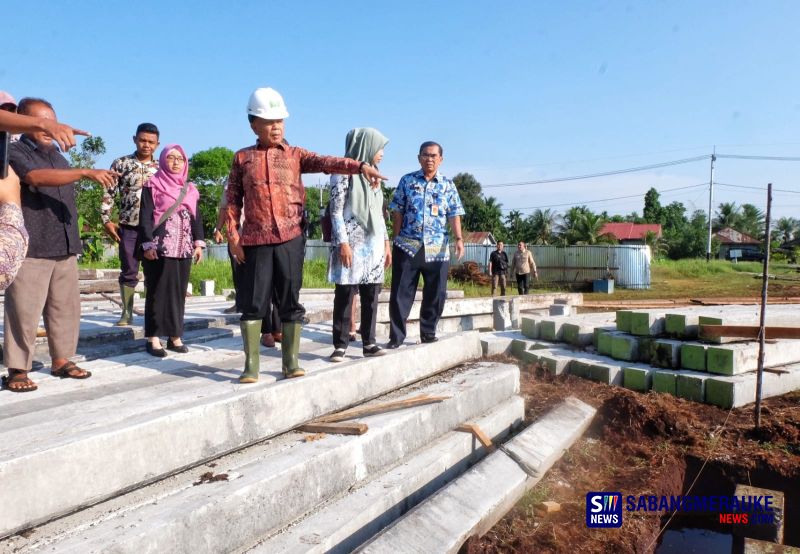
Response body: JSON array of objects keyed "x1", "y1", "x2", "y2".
[
  {"x1": 358, "y1": 397, "x2": 596, "y2": 554},
  {"x1": 37, "y1": 363, "x2": 520, "y2": 554},
  {"x1": 254, "y1": 396, "x2": 525, "y2": 554},
  {"x1": 665, "y1": 313, "x2": 700, "y2": 339},
  {"x1": 520, "y1": 317, "x2": 538, "y2": 339},
  {"x1": 375, "y1": 313, "x2": 494, "y2": 339},
  {"x1": 615, "y1": 310, "x2": 632, "y2": 332},
  {"x1": 588, "y1": 363, "x2": 624, "y2": 386},
  {"x1": 548, "y1": 304, "x2": 571, "y2": 316},
  {"x1": 676, "y1": 371, "x2": 713, "y2": 403},
  {"x1": 536, "y1": 317, "x2": 569, "y2": 341},
  {"x1": 537, "y1": 352, "x2": 573, "y2": 376},
  {"x1": 705, "y1": 364, "x2": 800, "y2": 409},
  {"x1": 611, "y1": 335, "x2": 639, "y2": 361},
  {"x1": 707, "y1": 340, "x2": 800, "y2": 375},
  {"x1": 0, "y1": 332, "x2": 484, "y2": 538},
  {"x1": 743, "y1": 538, "x2": 800, "y2": 554},
  {"x1": 733, "y1": 484, "x2": 784, "y2": 544},
  {"x1": 480, "y1": 331, "x2": 522, "y2": 357}
]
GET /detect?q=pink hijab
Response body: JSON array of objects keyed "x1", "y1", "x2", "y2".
[{"x1": 144, "y1": 144, "x2": 199, "y2": 224}]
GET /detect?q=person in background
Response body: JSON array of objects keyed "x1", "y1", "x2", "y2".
[
  {"x1": 387, "y1": 141, "x2": 465, "y2": 348},
  {"x1": 102, "y1": 123, "x2": 160, "y2": 326},
  {"x1": 139, "y1": 145, "x2": 205, "y2": 357},
  {"x1": 510, "y1": 240, "x2": 538, "y2": 295},
  {"x1": 226, "y1": 87, "x2": 385, "y2": 383},
  {"x1": 327, "y1": 127, "x2": 391, "y2": 362},
  {"x1": 3, "y1": 98, "x2": 116, "y2": 393},
  {"x1": 489, "y1": 240, "x2": 509, "y2": 296}
]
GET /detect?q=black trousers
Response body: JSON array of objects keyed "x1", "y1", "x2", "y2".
[
  {"x1": 332, "y1": 283, "x2": 381, "y2": 349},
  {"x1": 516, "y1": 273, "x2": 530, "y2": 295},
  {"x1": 389, "y1": 245, "x2": 448, "y2": 343},
  {"x1": 238, "y1": 235, "x2": 306, "y2": 324},
  {"x1": 143, "y1": 257, "x2": 192, "y2": 337},
  {"x1": 229, "y1": 243, "x2": 279, "y2": 333}
]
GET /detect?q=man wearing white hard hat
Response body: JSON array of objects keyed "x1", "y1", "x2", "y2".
[{"x1": 225, "y1": 87, "x2": 386, "y2": 383}]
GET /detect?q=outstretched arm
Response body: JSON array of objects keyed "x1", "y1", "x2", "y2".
[{"x1": 0, "y1": 111, "x2": 90, "y2": 151}]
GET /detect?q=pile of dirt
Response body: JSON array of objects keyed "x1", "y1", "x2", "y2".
[
  {"x1": 450, "y1": 261, "x2": 491, "y2": 286},
  {"x1": 468, "y1": 361, "x2": 800, "y2": 553}
]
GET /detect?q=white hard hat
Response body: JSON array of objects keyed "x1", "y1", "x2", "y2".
[{"x1": 247, "y1": 87, "x2": 289, "y2": 120}]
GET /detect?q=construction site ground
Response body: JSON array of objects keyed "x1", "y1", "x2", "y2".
[{"x1": 468, "y1": 356, "x2": 800, "y2": 554}]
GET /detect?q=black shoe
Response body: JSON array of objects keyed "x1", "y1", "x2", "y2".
[
  {"x1": 166, "y1": 339, "x2": 189, "y2": 353},
  {"x1": 420, "y1": 334, "x2": 438, "y2": 344},
  {"x1": 363, "y1": 344, "x2": 386, "y2": 357},
  {"x1": 329, "y1": 348, "x2": 347, "y2": 363},
  {"x1": 223, "y1": 304, "x2": 239, "y2": 314},
  {"x1": 146, "y1": 342, "x2": 167, "y2": 358},
  {"x1": 348, "y1": 333, "x2": 357, "y2": 342},
  {"x1": 386, "y1": 341, "x2": 402, "y2": 350}
]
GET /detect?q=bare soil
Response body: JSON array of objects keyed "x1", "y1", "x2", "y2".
[{"x1": 465, "y1": 357, "x2": 800, "y2": 554}]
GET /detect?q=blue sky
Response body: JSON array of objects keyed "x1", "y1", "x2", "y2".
[{"x1": 4, "y1": 0, "x2": 800, "y2": 221}]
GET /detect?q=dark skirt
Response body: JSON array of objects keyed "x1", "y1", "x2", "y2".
[{"x1": 142, "y1": 257, "x2": 192, "y2": 337}]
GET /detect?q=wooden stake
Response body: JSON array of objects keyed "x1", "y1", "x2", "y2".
[
  {"x1": 456, "y1": 423, "x2": 495, "y2": 450},
  {"x1": 316, "y1": 395, "x2": 450, "y2": 424},
  {"x1": 297, "y1": 422, "x2": 368, "y2": 435}
]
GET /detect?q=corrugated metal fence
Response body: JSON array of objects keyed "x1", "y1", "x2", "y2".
[
  {"x1": 462, "y1": 244, "x2": 651, "y2": 289},
  {"x1": 209, "y1": 241, "x2": 651, "y2": 289}
]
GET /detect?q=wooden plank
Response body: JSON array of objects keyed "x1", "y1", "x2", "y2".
[
  {"x1": 700, "y1": 325, "x2": 800, "y2": 340},
  {"x1": 297, "y1": 422, "x2": 368, "y2": 435},
  {"x1": 316, "y1": 395, "x2": 450, "y2": 423},
  {"x1": 456, "y1": 423, "x2": 495, "y2": 450}
]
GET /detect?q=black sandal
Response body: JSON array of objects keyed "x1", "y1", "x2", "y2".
[
  {"x1": 51, "y1": 361, "x2": 92, "y2": 379},
  {"x1": 2, "y1": 369, "x2": 38, "y2": 393}
]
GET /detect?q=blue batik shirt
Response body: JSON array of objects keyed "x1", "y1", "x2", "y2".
[{"x1": 389, "y1": 170, "x2": 465, "y2": 262}]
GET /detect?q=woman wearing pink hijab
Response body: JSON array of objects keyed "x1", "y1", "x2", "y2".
[{"x1": 139, "y1": 144, "x2": 205, "y2": 357}]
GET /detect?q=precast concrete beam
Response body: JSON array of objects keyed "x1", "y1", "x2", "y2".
[
  {"x1": 707, "y1": 340, "x2": 800, "y2": 375},
  {"x1": 705, "y1": 364, "x2": 800, "y2": 409},
  {"x1": 358, "y1": 397, "x2": 596, "y2": 554},
  {"x1": 41, "y1": 363, "x2": 521, "y2": 554}
]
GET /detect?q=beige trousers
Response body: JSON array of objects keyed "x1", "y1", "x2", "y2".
[{"x1": 3, "y1": 255, "x2": 80, "y2": 370}]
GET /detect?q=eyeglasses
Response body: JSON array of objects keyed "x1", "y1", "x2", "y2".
[
  {"x1": 166, "y1": 156, "x2": 185, "y2": 163},
  {"x1": 419, "y1": 154, "x2": 440, "y2": 159}
]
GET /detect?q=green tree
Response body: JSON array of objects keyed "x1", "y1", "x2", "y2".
[
  {"x1": 528, "y1": 208, "x2": 559, "y2": 245},
  {"x1": 557, "y1": 206, "x2": 592, "y2": 245},
  {"x1": 453, "y1": 172, "x2": 488, "y2": 232},
  {"x1": 713, "y1": 202, "x2": 740, "y2": 231},
  {"x1": 661, "y1": 201, "x2": 687, "y2": 231},
  {"x1": 642, "y1": 187, "x2": 663, "y2": 224},
  {"x1": 739, "y1": 203, "x2": 765, "y2": 239},
  {"x1": 775, "y1": 217, "x2": 799, "y2": 243},
  {"x1": 573, "y1": 211, "x2": 611, "y2": 245},
  {"x1": 68, "y1": 136, "x2": 107, "y2": 260},
  {"x1": 188, "y1": 147, "x2": 234, "y2": 236}
]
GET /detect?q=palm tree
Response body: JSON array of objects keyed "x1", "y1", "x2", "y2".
[
  {"x1": 528, "y1": 208, "x2": 559, "y2": 245},
  {"x1": 557, "y1": 206, "x2": 590, "y2": 245},
  {"x1": 775, "y1": 217, "x2": 799, "y2": 243},
  {"x1": 574, "y1": 212, "x2": 609, "y2": 245},
  {"x1": 739, "y1": 203, "x2": 765, "y2": 239},
  {"x1": 713, "y1": 202, "x2": 740, "y2": 232}
]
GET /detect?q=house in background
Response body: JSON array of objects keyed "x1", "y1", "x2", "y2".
[
  {"x1": 463, "y1": 231, "x2": 497, "y2": 246},
  {"x1": 599, "y1": 223, "x2": 662, "y2": 244},
  {"x1": 713, "y1": 227, "x2": 762, "y2": 260}
]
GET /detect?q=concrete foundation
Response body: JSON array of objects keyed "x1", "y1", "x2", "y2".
[
  {"x1": 705, "y1": 365, "x2": 800, "y2": 409},
  {"x1": 706, "y1": 341, "x2": 800, "y2": 375}
]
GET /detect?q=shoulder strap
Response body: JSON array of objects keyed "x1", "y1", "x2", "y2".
[{"x1": 156, "y1": 181, "x2": 191, "y2": 228}]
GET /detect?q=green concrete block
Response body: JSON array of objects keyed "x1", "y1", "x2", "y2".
[
  {"x1": 698, "y1": 316, "x2": 723, "y2": 343},
  {"x1": 518, "y1": 349, "x2": 542, "y2": 365},
  {"x1": 681, "y1": 344, "x2": 707, "y2": 371},
  {"x1": 529, "y1": 342, "x2": 552, "y2": 350},
  {"x1": 653, "y1": 370, "x2": 679, "y2": 395},
  {"x1": 623, "y1": 366, "x2": 655, "y2": 392},
  {"x1": 707, "y1": 347, "x2": 735, "y2": 375},
  {"x1": 616, "y1": 310, "x2": 632, "y2": 332},
  {"x1": 589, "y1": 363, "x2": 623, "y2": 385},
  {"x1": 664, "y1": 314, "x2": 685, "y2": 336},
  {"x1": 705, "y1": 378, "x2": 737, "y2": 409},
  {"x1": 637, "y1": 337, "x2": 656, "y2": 363},
  {"x1": 511, "y1": 339, "x2": 528, "y2": 357},
  {"x1": 520, "y1": 317, "x2": 538, "y2": 339},
  {"x1": 538, "y1": 353, "x2": 570, "y2": 375},
  {"x1": 630, "y1": 312, "x2": 665, "y2": 336},
  {"x1": 593, "y1": 328, "x2": 607, "y2": 348},
  {"x1": 562, "y1": 323, "x2": 586, "y2": 346},
  {"x1": 538, "y1": 320, "x2": 557, "y2": 341},
  {"x1": 651, "y1": 339, "x2": 681, "y2": 369},
  {"x1": 569, "y1": 360, "x2": 592, "y2": 378},
  {"x1": 676, "y1": 373, "x2": 710, "y2": 403},
  {"x1": 611, "y1": 335, "x2": 639, "y2": 361},
  {"x1": 597, "y1": 332, "x2": 615, "y2": 356}
]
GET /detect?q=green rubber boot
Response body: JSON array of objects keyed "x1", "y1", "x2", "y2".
[
  {"x1": 281, "y1": 322, "x2": 305, "y2": 378},
  {"x1": 115, "y1": 285, "x2": 136, "y2": 327},
  {"x1": 239, "y1": 320, "x2": 262, "y2": 383}
]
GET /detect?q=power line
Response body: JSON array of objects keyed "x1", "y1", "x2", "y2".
[
  {"x1": 716, "y1": 154, "x2": 800, "y2": 162},
  {"x1": 500, "y1": 183, "x2": 708, "y2": 212},
  {"x1": 714, "y1": 182, "x2": 800, "y2": 194},
  {"x1": 482, "y1": 155, "x2": 710, "y2": 189}
]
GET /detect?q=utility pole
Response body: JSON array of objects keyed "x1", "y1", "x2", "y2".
[
  {"x1": 754, "y1": 183, "x2": 772, "y2": 430},
  {"x1": 705, "y1": 146, "x2": 716, "y2": 261}
]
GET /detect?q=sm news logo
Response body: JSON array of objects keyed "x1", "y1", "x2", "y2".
[{"x1": 586, "y1": 492, "x2": 623, "y2": 528}]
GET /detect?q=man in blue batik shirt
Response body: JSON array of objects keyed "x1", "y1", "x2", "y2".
[{"x1": 387, "y1": 141, "x2": 465, "y2": 348}]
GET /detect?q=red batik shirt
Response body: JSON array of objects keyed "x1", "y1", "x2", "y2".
[{"x1": 226, "y1": 142, "x2": 362, "y2": 246}]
